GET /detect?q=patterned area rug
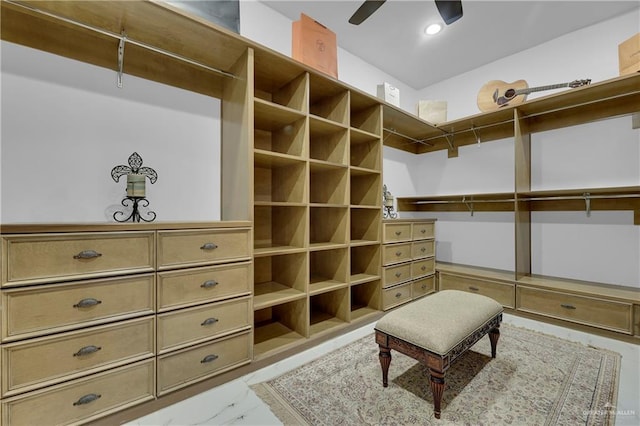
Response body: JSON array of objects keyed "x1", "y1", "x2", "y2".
[{"x1": 251, "y1": 324, "x2": 620, "y2": 425}]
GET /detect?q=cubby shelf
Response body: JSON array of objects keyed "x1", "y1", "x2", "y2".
[
  {"x1": 253, "y1": 318, "x2": 306, "y2": 358},
  {"x1": 350, "y1": 280, "x2": 382, "y2": 320},
  {"x1": 253, "y1": 282, "x2": 307, "y2": 310},
  {"x1": 309, "y1": 288, "x2": 349, "y2": 337}
]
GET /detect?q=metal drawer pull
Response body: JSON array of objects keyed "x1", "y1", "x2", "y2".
[
  {"x1": 420, "y1": 229, "x2": 427, "y2": 234},
  {"x1": 73, "y1": 298, "x2": 102, "y2": 308},
  {"x1": 73, "y1": 250, "x2": 102, "y2": 259},
  {"x1": 421, "y1": 285, "x2": 427, "y2": 290},
  {"x1": 201, "y1": 280, "x2": 218, "y2": 288},
  {"x1": 395, "y1": 292, "x2": 402, "y2": 298},
  {"x1": 201, "y1": 317, "x2": 219, "y2": 326},
  {"x1": 421, "y1": 247, "x2": 426, "y2": 252},
  {"x1": 395, "y1": 231, "x2": 402, "y2": 236},
  {"x1": 468, "y1": 286, "x2": 479, "y2": 291},
  {"x1": 421, "y1": 266, "x2": 427, "y2": 271},
  {"x1": 73, "y1": 345, "x2": 102, "y2": 357},
  {"x1": 561, "y1": 304, "x2": 576, "y2": 310},
  {"x1": 201, "y1": 354, "x2": 219, "y2": 363},
  {"x1": 73, "y1": 393, "x2": 101, "y2": 406},
  {"x1": 200, "y1": 243, "x2": 218, "y2": 250},
  {"x1": 395, "y1": 272, "x2": 402, "y2": 278},
  {"x1": 395, "y1": 251, "x2": 402, "y2": 256}
]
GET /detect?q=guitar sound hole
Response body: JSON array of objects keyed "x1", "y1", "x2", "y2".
[{"x1": 504, "y1": 88, "x2": 516, "y2": 99}]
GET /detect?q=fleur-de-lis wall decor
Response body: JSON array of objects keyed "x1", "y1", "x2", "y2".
[{"x1": 111, "y1": 152, "x2": 158, "y2": 222}]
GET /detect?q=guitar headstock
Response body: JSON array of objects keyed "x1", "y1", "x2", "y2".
[{"x1": 569, "y1": 79, "x2": 591, "y2": 88}]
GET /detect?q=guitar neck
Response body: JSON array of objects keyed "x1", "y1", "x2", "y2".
[{"x1": 515, "y1": 83, "x2": 570, "y2": 96}]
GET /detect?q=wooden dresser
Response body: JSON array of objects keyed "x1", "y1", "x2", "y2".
[
  {"x1": 0, "y1": 222, "x2": 252, "y2": 425},
  {"x1": 381, "y1": 219, "x2": 436, "y2": 310}
]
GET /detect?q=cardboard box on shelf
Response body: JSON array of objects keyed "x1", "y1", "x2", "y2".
[
  {"x1": 618, "y1": 33, "x2": 640, "y2": 76},
  {"x1": 418, "y1": 100, "x2": 447, "y2": 124},
  {"x1": 377, "y1": 83, "x2": 400, "y2": 107},
  {"x1": 292, "y1": 13, "x2": 338, "y2": 79}
]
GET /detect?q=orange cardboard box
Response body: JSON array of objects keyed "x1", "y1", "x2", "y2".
[
  {"x1": 292, "y1": 13, "x2": 338, "y2": 79},
  {"x1": 618, "y1": 33, "x2": 640, "y2": 76}
]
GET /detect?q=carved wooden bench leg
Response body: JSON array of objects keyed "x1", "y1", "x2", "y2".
[
  {"x1": 489, "y1": 325, "x2": 500, "y2": 358},
  {"x1": 378, "y1": 345, "x2": 392, "y2": 387},
  {"x1": 429, "y1": 369, "x2": 445, "y2": 419}
]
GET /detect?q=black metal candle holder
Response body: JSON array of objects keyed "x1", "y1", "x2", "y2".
[
  {"x1": 383, "y1": 184, "x2": 398, "y2": 219},
  {"x1": 111, "y1": 152, "x2": 158, "y2": 223}
]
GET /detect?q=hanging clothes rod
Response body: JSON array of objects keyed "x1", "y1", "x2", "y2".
[
  {"x1": 6, "y1": 0, "x2": 239, "y2": 80},
  {"x1": 411, "y1": 193, "x2": 640, "y2": 204},
  {"x1": 383, "y1": 127, "x2": 433, "y2": 146}
]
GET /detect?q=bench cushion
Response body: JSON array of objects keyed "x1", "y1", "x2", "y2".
[{"x1": 375, "y1": 290, "x2": 503, "y2": 355}]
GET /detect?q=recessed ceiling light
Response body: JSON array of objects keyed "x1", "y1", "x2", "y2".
[{"x1": 425, "y1": 23, "x2": 442, "y2": 35}]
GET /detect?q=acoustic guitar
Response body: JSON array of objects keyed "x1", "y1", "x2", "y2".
[{"x1": 477, "y1": 79, "x2": 591, "y2": 112}]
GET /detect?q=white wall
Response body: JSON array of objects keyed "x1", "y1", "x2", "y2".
[{"x1": 1, "y1": 42, "x2": 221, "y2": 223}]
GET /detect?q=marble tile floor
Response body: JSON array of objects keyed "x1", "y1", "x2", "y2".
[{"x1": 128, "y1": 314, "x2": 640, "y2": 426}]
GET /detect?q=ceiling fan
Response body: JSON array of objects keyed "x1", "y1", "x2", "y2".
[{"x1": 349, "y1": 0, "x2": 463, "y2": 26}]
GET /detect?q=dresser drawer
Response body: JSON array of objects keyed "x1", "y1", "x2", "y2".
[
  {"x1": 157, "y1": 297, "x2": 251, "y2": 353},
  {"x1": 2, "y1": 317, "x2": 154, "y2": 397},
  {"x1": 382, "y1": 242, "x2": 412, "y2": 266},
  {"x1": 157, "y1": 228, "x2": 251, "y2": 269},
  {"x1": 412, "y1": 276, "x2": 435, "y2": 298},
  {"x1": 157, "y1": 261, "x2": 251, "y2": 311},
  {"x1": 1, "y1": 359, "x2": 155, "y2": 426},
  {"x1": 439, "y1": 273, "x2": 515, "y2": 308},
  {"x1": 382, "y1": 223, "x2": 412, "y2": 243},
  {"x1": 157, "y1": 331, "x2": 251, "y2": 395},
  {"x1": 411, "y1": 258, "x2": 435, "y2": 279},
  {"x1": 2, "y1": 232, "x2": 155, "y2": 286},
  {"x1": 382, "y1": 282, "x2": 412, "y2": 310},
  {"x1": 517, "y1": 286, "x2": 633, "y2": 334},
  {"x1": 411, "y1": 240, "x2": 434, "y2": 259},
  {"x1": 2, "y1": 274, "x2": 155, "y2": 341},
  {"x1": 382, "y1": 263, "x2": 412, "y2": 288},
  {"x1": 411, "y1": 222, "x2": 435, "y2": 240}
]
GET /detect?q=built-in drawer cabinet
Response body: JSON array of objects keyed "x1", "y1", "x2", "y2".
[
  {"x1": 157, "y1": 331, "x2": 252, "y2": 396},
  {"x1": 516, "y1": 286, "x2": 633, "y2": 334},
  {"x1": 1, "y1": 232, "x2": 155, "y2": 286},
  {"x1": 157, "y1": 261, "x2": 251, "y2": 311},
  {"x1": 2, "y1": 317, "x2": 155, "y2": 397},
  {"x1": 2, "y1": 274, "x2": 155, "y2": 341},
  {"x1": 382, "y1": 242, "x2": 412, "y2": 265},
  {"x1": 157, "y1": 228, "x2": 251, "y2": 269},
  {"x1": 382, "y1": 223, "x2": 412, "y2": 243},
  {"x1": 439, "y1": 273, "x2": 515, "y2": 309},
  {"x1": 382, "y1": 263, "x2": 412, "y2": 288},
  {"x1": 157, "y1": 297, "x2": 252, "y2": 354},
  {"x1": 412, "y1": 276, "x2": 435, "y2": 299},
  {"x1": 382, "y1": 282, "x2": 412, "y2": 310},
  {"x1": 1, "y1": 359, "x2": 155, "y2": 426},
  {"x1": 382, "y1": 220, "x2": 436, "y2": 310}
]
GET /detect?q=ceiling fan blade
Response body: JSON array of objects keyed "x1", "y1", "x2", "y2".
[
  {"x1": 349, "y1": 0, "x2": 386, "y2": 25},
  {"x1": 435, "y1": 0, "x2": 463, "y2": 25}
]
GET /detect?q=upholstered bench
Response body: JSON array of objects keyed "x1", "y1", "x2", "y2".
[{"x1": 374, "y1": 290, "x2": 503, "y2": 419}]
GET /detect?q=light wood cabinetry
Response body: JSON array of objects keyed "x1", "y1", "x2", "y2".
[
  {"x1": 0, "y1": 222, "x2": 251, "y2": 424},
  {"x1": 381, "y1": 219, "x2": 437, "y2": 310},
  {"x1": 437, "y1": 262, "x2": 640, "y2": 342}
]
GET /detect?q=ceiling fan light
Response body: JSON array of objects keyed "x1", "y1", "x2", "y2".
[{"x1": 425, "y1": 23, "x2": 442, "y2": 35}]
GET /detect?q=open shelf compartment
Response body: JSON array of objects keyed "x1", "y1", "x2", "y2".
[
  {"x1": 350, "y1": 244, "x2": 381, "y2": 284},
  {"x1": 254, "y1": 152, "x2": 307, "y2": 204},
  {"x1": 350, "y1": 171, "x2": 382, "y2": 207},
  {"x1": 309, "y1": 74, "x2": 349, "y2": 126},
  {"x1": 309, "y1": 116, "x2": 348, "y2": 166},
  {"x1": 350, "y1": 208, "x2": 381, "y2": 243},
  {"x1": 309, "y1": 287, "x2": 349, "y2": 336},
  {"x1": 254, "y1": 71, "x2": 308, "y2": 113},
  {"x1": 254, "y1": 298, "x2": 309, "y2": 358},
  {"x1": 254, "y1": 99, "x2": 306, "y2": 157},
  {"x1": 254, "y1": 252, "x2": 308, "y2": 310},
  {"x1": 351, "y1": 279, "x2": 381, "y2": 320},
  {"x1": 254, "y1": 205, "x2": 307, "y2": 255},
  {"x1": 310, "y1": 163, "x2": 348, "y2": 205},
  {"x1": 309, "y1": 248, "x2": 349, "y2": 295},
  {"x1": 350, "y1": 128, "x2": 381, "y2": 171},
  {"x1": 310, "y1": 206, "x2": 348, "y2": 248}
]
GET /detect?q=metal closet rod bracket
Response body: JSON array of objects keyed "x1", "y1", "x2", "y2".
[
  {"x1": 462, "y1": 195, "x2": 474, "y2": 216},
  {"x1": 584, "y1": 192, "x2": 591, "y2": 217},
  {"x1": 117, "y1": 31, "x2": 126, "y2": 88}
]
